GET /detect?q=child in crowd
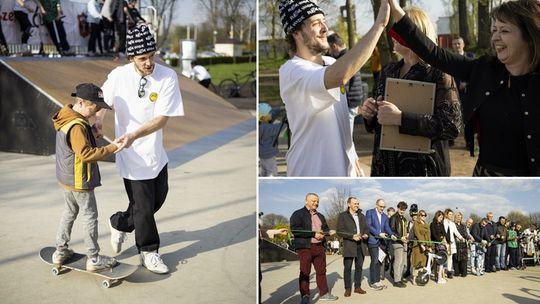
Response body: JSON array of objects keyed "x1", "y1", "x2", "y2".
[{"x1": 258, "y1": 103, "x2": 285, "y2": 177}]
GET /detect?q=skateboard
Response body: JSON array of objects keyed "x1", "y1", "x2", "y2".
[{"x1": 39, "y1": 247, "x2": 138, "y2": 288}]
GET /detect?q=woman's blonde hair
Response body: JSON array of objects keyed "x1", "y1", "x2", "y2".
[{"x1": 405, "y1": 7, "x2": 438, "y2": 45}]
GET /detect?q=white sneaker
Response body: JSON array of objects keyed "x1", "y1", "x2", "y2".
[
  {"x1": 141, "y1": 251, "x2": 169, "y2": 274},
  {"x1": 436, "y1": 278, "x2": 447, "y2": 284},
  {"x1": 109, "y1": 219, "x2": 127, "y2": 254},
  {"x1": 86, "y1": 255, "x2": 118, "y2": 272},
  {"x1": 52, "y1": 248, "x2": 74, "y2": 265}
]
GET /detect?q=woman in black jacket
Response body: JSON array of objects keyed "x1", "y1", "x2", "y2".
[
  {"x1": 430, "y1": 210, "x2": 449, "y2": 284},
  {"x1": 361, "y1": 7, "x2": 461, "y2": 176},
  {"x1": 388, "y1": 0, "x2": 540, "y2": 176}
]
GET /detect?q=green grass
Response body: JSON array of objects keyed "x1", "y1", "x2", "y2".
[
  {"x1": 259, "y1": 56, "x2": 287, "y2": 74},
  {"x1": 205, "y1": 62, "x2": 256, "y2": 86}
]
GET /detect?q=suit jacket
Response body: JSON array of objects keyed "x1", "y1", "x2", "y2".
[
  {"x1": 336, "y1": 209, "x2": 369, "y2": 258},
  {"x1": 365, "y1": 208, "x2": 394, "y2": 247},
  {"x1": 290, "y1": 207, "x2": 329, "y2": 251}
]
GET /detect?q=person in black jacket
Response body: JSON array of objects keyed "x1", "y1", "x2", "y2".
[
  {"x1": 336, "y1": 197, "x2": 369, "y2": 297},
  {"x1": 290, "y1": 193, "x2": 338, "y2": 303},
  {"x1": 471, "y1": 218, "x2": 489, "y2": 275},
  {"x1": 484, "y1": 212, "x2": 498, "y2": 272},
  {"x1": 430, "y1": 210, "x2": 449, "y2": 284},
  {"x1": 360, "y1": 7, "x2": 461, "y2": 177},
  {"x1": 388, "y1": 0, "x2": 540, "y2": 176},
  {"x1": 389, "y1": 201, "x2": 408, "y2": 287}
]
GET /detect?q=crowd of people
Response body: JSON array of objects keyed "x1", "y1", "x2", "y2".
[
  {"x1": 273, "y1": 0, "x2": 540, "y2": 177},
  {"x1": 284, "y1": 192, "x2": 540, "y2": 303},
  {"x1": 0, "y1": 0, "x2": 147, "y2": 57}
]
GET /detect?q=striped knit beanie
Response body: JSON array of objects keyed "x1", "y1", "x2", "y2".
[
  {"x1": 279, "y1": 0, "x2": 324, "y2": 34},
  {"x1": 126, "y1": 24, "x2": 156, "y2": 56}
]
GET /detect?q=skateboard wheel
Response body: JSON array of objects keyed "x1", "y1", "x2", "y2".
[
  {"x1": 102, "y1": 280, "x2": 111, "y2": 288},
  {"x1": 52, "y1": 268, "x2": 60, "y2": 276}
]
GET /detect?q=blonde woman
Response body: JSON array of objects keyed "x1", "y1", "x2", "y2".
[
  {"x1": 410, "y1": 210, "x2": 430, "y2": 284},
  {"x1": 454, "y1": 212, "x2": 470, "y2": 277},
  {"x1": 361, "y1": 7, "x2": 461, "y2": 176}
]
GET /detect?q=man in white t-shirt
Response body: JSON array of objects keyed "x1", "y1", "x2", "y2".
[
  {"x1": 278, "y1": 0, "x2": 389, "y2": 177},
  {"x1": 190, "y1": 60, "x2": 212, "y2": 88},
  {"x1": 95, "y1": 24, "x2": 184, "y2": 274}
]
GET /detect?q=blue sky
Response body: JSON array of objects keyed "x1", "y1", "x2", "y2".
[{"x1": 259, "y1": 179, "x2": 540, "y2": 220}]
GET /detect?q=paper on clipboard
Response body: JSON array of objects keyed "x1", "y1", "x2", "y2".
[
  {"x1": 380, "y1": 77, "x2": 436, "y2": 153},
  {"x1": 378, "y1": 247, "x2": 386, "y2": 263}
]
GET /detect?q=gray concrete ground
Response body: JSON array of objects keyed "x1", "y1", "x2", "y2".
[
  {"x1": 0, "y1": 129, "x2": 256, "y2": 303},
  {"x1": 262, "y1": 254, "x2": 540, "y2": 304}
]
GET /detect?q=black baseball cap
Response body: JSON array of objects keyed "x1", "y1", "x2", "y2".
[{"x1": 71, "y1": 83, "x2": 111, "y2": 110}]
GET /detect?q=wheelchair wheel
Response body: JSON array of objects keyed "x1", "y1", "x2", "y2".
[{"x1": 415, "y1": 270, "x2": 429, "y2": 286}]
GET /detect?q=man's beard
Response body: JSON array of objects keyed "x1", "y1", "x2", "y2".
[{"x1": 301, "y1": 30, "x2": 329, "y2": 56}]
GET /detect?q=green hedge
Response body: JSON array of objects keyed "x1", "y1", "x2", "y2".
[{"x1": 195, "y1": 56, "x2": 256, "y2": 65}]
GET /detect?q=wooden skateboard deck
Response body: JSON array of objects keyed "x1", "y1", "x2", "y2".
[{"x1": 39, "y1": 246, "x2": 138, "y2": 288}]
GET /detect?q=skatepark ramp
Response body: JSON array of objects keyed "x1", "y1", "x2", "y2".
[
  {"x1": 260, "y1": 239, "x2": 298, "y2": 263},
  {"x1": 0, "y1": 57, "x2": 253, "y2": 159}
]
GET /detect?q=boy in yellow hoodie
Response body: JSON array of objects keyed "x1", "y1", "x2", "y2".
[{"x1": 52, "y1": 83, "x2": 120, "y2": 271}]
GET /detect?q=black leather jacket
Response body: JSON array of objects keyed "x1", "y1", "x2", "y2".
[{"x1": 389, "y1": 213, "x2": 408, "y2": 241}]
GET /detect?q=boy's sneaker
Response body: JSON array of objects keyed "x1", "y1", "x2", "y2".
[
  {"x1": 86, "y1": 255, "x2": 118, "y2": 272},
  {"x1": 109, "y1": 219, "x2": 127, "y2": 254},
  {"x1": 140, "y1": 251, "x2": 169, "y2": 274},
  {"x1": 319, "y1": 293, "x2": 338, "y2": 301},
  {"x1": 52, "y1": 248, "x2": 74, "y2": 265}
]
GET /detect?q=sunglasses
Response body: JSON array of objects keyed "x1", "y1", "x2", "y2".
[
  {"x1": 138, "y1": 77, "x2": 147, "y2": 98},
  {"x1": 420, "y1": 214, "x2": 427, "y2": 217}
]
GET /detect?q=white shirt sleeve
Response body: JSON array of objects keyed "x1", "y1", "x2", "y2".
[
  {"x1": 154, "y1": 73, "x2": 184, "y2": 117},
  {"x1": 87, "y1": 0, "x2": 102, "y2": 19},
  {"x1": 101, "y1": 69, "x2": 117, "y2": 107}
]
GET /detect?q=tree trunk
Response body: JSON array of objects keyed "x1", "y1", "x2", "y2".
[
  {"x1": 458, "y1": 0, "x2": 470, "y2": 46},
  {"x1": 477, "y1": 0, "x2": 491, "y2": 50},
  {"x1": 346, "y1": 0, "x2": 356, "y2": 47}
]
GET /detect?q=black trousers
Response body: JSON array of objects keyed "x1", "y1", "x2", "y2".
[
  {"x1": 88, "y1": 23, "x2": 103, "y2": 53},
  {"x1": 452, "y1": 254, "x2": 467, "y2": 276},
  {"x1": 485, "y1": 244, "x2": 496, "y2": 271},
  {"x1": 14, "y1": 11, "x2": 32, "y2": 43},
  {"x1": 45, "y1": 19, "x2": 70, "y2": 52},
  {"x1": 343, "y1": 244, "x2": 365, "y2": 289},
  {"x1": 110, "y1": 164, "x2": 168, "y2": 252}
]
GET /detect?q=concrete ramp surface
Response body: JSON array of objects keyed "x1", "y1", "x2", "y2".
[{"x1": 0, "y1": 57, "x2": 254, "y2": 160}]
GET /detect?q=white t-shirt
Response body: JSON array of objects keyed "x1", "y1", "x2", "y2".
[
  {"x1": 102, "y1": 62, "x2": 184, "y2": 180},
  {"x1": 279, "y1": 55, "x2": 358, "y2": 177},
  {"x1": 191, "y1": 65, "x2": 211, "y2": 81}
]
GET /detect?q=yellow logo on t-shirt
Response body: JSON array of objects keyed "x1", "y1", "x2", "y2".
[
  {"x1": 149, "y1": 92, "x2": 158, "y2": 102},
  {"x1": 340, "y1": 85, "x2": 345, "y2": 94}
]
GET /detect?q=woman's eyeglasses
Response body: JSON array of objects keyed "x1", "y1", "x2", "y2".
[
  {"x1": 420, "y1": 214, "x2": 427, "y2": 217},
  {"x1": 138, "y1": 77, "x2": 148, "y2": 98}
]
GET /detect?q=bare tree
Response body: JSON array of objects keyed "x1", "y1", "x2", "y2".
[
  {"x1": 324, "y1": 186, "x2": 352, "y2": 230},
  {"x1": 469, "y1": 213, "x2": 482, "y2": 224},
  {"x1": 147, "y1": 0, "x2": 179, "y2": 48},
  {"x1": 477, "y1": 0, "x2": 491, "y2": 50},
  {"x1": 458, "y1": 0, "x2": 471, "y2": 45},
  {"x1": 529, "y1": 212, "x2": 540, "y2": 226},
  {"x1": 261, "y1": 213, "x2": 289, "y2": 229},
  {"x1": 506, "y1": 210, "x2": 531, "y2": 227},
  {"x1": 198, "y1": 0, "x2": 221, "y2": 42}
]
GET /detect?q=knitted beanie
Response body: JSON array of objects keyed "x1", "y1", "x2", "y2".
[
  {"x1": 126, "y1": 24, "x2": 156, "y2": 56},
  {"x1": 279, "y1": 0, "x2": 324, "y2": 34}
]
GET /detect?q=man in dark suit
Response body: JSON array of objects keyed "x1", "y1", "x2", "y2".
[
  {"x1": 290, "y1": 193, "x2": 338, "y2": 303},
  {"x1": 366, "y1": 199, "x2": 396, "y2": 290},
  {"x1": 337, "y1": 197, "x2": 369, "y2": 297}
]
